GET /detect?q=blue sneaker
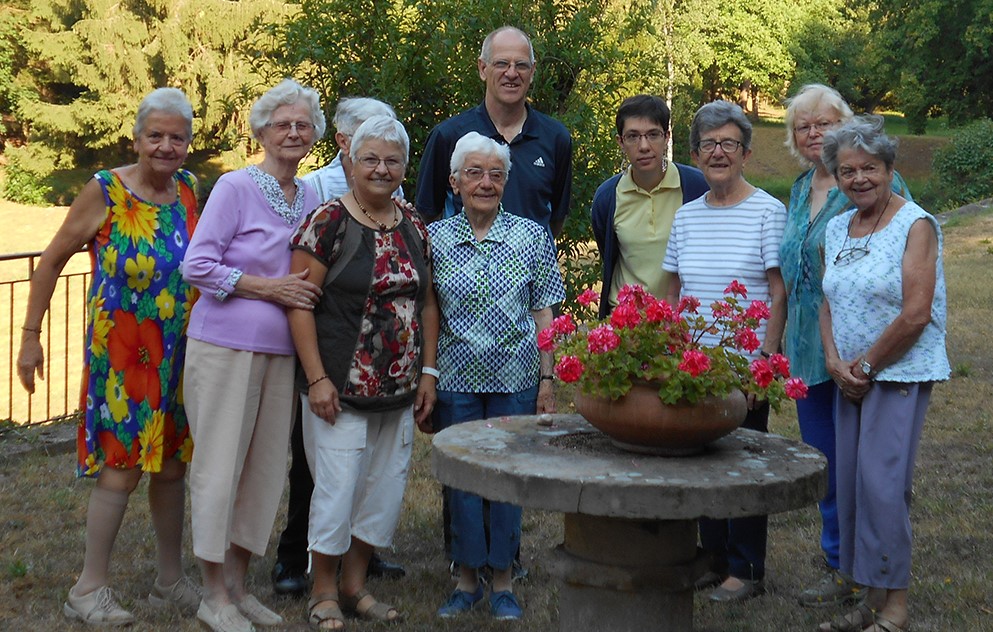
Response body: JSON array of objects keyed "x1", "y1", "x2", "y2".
[
  {"x1": 437, "y1": 583, "x2": 484, "y2": 618},
  {"x1": 490, "y1": 590, "x2": 522, "y2": 620}
]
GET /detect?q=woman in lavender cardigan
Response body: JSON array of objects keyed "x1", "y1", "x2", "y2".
[{"x1": 182, "y1": 79, "x2": 324, "y2": 632}]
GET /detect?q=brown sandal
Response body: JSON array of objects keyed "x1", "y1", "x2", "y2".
[
  {"x1": 865, "y1": 617, "x2": 910, "y2": 632},
  {"x1": 341, "y1": 588, "x2": 401, "y2": 623},
  {"x1": 308, "y1": 593, "x2": 345, "y2": 631},
  {"x1": 817, "y1": 603, "x2": 875, "y2": 632}
]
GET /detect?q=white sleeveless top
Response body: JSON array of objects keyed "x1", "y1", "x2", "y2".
[{"x1": 822, "y1": 201, "x2": 950, "y2": 383}]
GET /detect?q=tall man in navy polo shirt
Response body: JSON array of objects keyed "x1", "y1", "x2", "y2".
[{"x1": 416, "y1": 26, "x2": 573, "y2": 237}]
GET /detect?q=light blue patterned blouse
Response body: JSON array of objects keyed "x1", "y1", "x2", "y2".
[
  {"x1": 822, "y1": 202, "x2": 950, "y2": 383},
  {"x1": 429, "y1": 209, "x2": 566, "y2": 393},
  {"x1": 779, "y1": 169, "x2": 912, "y2": 385}
]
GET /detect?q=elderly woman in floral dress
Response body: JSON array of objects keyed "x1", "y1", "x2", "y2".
[{"x1": 17, "y1": 87, "x2": 202, "y2": 626}]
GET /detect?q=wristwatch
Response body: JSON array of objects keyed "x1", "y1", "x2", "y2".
[{"x1": 859, "y1": 358, "x2": 873, "y2": 379}]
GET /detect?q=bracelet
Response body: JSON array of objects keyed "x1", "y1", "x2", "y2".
[
  {"x1": 540, "y1": 374, "x2": 555, "y2": 382},
  {"x1": 22, "y1": 326, "x2": 42, "y2": 334},
  {"x1": 421, "y1": 366, "x2": 440, "y2": 379},
  {"x1": 760, "y1": 350, "x2": 771, "y2": 359},
  {"x1": 307, "y1": 374, "x2": 329, "y2": 387}
]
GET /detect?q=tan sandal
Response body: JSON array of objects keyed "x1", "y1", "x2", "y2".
[
  {"x1": 341, "y1": 588, "x2": 401, "y2": 623},
  {"x1": 818, "y1": 602, "x2": 875, "y2": 631},
  {"x1": 308, "y1": 593, "x2": 345, "y2": 631},
  {"x1": 865, "y1": 617, "x2": 910, "y2": 632}
]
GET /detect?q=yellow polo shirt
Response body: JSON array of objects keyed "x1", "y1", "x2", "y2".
[{"x1": 609, "y1": 165, "x2": 684, "y2": 306}]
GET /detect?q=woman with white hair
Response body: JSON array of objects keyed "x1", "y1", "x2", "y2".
[
  {"x1": 780, "y1": 84, "x2": 912, "y2": 608},
  {"x1": 17, "y1": 87, "x2": 202, "y2": 626},
  {"x1": 287, "y1": 115, "x2": 438, "y2": 629},
  {"x1": 429, "y1": 131, "x2": 565, "y2": 621},
  {"x1": 182, "y1": 78, "x2": 325, "y2": 632}
]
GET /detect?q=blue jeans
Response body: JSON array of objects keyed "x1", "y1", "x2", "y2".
[
  {"x1": 435, "y1": 387, "x2": 537, "y2": 571},
  {"x1": 796, "y1": 380, "x2": 841, "y2": 569}
]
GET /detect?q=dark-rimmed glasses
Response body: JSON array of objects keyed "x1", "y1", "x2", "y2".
[
  {"x1": 696, "y1": 139, "x2": 743, "y2": 154},
  {"x1": 621, "y1": 130, "x2": 667, "y2": 146}
]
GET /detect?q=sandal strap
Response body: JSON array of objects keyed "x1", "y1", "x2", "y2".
[
  {"x1": 308, "y1": 593, "x2": 341, "y2": 611},
  {"x1": 831, "y1": 603, "x2": 875, "y2": 631},
  {"x1": 869, "y1": 618, "x2": 909, "y2": 632}
]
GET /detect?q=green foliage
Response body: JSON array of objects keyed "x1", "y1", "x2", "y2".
[
  {"x1": 268, "y1": 0, "x2": 629, "y2": 301},
  {"x1": 1, "y1": 146, "x2": 52, "y2": 204},
  {"x1": 925, "y1": 119, "x2": 993, "y2": 211}
]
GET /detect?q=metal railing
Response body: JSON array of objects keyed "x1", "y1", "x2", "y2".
[{"x1": 1, "y1": 249, "x2": 90, "y2": 426}]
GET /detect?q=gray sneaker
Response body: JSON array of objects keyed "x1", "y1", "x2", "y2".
[
  {"x1": 64, "y1": 585, "x2": 136, "y2": 626},
  {"x1": 798, "y1": 566, "x2": 865, "y2": 608}
]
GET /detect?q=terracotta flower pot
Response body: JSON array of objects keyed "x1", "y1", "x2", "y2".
[{"x1": 574, "y1": 384, "x2": 748, "y2": 456}]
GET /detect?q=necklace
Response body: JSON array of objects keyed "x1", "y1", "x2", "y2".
[{"x1": 353, "y1": 193, "x2": 399, "y2": 231}]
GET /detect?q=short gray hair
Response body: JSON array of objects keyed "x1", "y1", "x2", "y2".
[
  {"x1": 134, "y1": 88, "x2": 194, "y2": 139},
  {"x1": 783, "y1": 83, "x2": 854, "y2": 166},
  {"x1": 349, "y1": 115, "x2": 410, "y2": 162},
  {"x1": 690, "y1": 101, "x2": 752, "y2": 152},
  {"x1": 333, "y1": 97, "x2": 396, "y2": 136},
  {"x1": 449, "y1": 132, "x2": 512, "y2": 179},
  {"x1": 480, "y1": 26, "x2": 535, "y2": 63},
  {"x1": 249, "y1": 79, "x2": 327, "y2": 140},
  {"x1": 822, "y1": 115, "x2": 899, "y2": 177}
]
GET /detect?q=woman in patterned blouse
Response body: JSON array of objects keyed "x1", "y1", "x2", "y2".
[
  {"x1": 287, "y1": 115, "x2": 438, "y2": 629},
  {"x1": 429, "y1": 131, "x2": 565, "y2": 622}
]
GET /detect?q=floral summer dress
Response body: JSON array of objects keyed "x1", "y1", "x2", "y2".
[{"x1": 77, "y1": 169, "x2": 198, "y2": 477}]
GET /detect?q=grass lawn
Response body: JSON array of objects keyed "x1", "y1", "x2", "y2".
[{"x1": 2, "y1": 208, "x2": 992, "y2": 630}]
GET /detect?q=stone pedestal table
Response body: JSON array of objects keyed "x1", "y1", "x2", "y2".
[{"x1": 431, "y1": 413, "x2": 826, "y2": 632}]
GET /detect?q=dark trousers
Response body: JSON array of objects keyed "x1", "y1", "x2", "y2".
[
  {"x1": 699, "y1": 401, "x2": 770, "y2": 581},
  {"x1": 275, "y1": 405, "x2": 313, "y2": 572}
]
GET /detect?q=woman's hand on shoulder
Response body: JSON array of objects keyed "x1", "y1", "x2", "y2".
[{"x1": 308, "y1": 378, "x2": 341, "y2": 424}]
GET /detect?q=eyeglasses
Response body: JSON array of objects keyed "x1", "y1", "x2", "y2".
[
  {"x1": 265, "y1": 120, "x2": 314, "y2": 135},
  {"x1": 838, "y1": 163, "x2": 882, "y2": 181},
  {"x1": 488, "y1": 59, "x2": 533, "y2": 73},
  {"x1": 833, "y1": 246, "x2": 870, "y2": 266},
  {"x1": 621, "y1": 130, "x2": 667, "y2": 146},
  {"x1": 696, "y1": 139, "x2": 744, "y2": 154},
  {"x1": 357, "y1": 156, "x2": 405, "y2": 171},
  {"x1": 462, "y1": 167, "x2": 506, "y2": 184},
  {"x1": 794, "y1": 120, "x2": 839, "y2": 137}
]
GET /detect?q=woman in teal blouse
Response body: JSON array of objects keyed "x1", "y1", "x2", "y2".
[{"x1": 780, "y1": 84, "x2": 911, "y2": 609}]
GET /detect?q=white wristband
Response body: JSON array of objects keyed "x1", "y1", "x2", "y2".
[{"x1": 421, "y1": 366, "x2": 440, "y2": 378}]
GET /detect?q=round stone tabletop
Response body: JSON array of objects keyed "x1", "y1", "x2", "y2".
[{"x1": 432, "y1": 414, "x2": 827, "y2": 520}]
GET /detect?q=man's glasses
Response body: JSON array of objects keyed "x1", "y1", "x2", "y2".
[
  {"x1": 489, "y1": 60, "x2": 533, "y2": 73},
  {"x1": 621, "y1": 130, "x2": 666, "y2": 146},
  {"x1": 696, "y1": 139, "x2": 743, "y2": 154},
  {"x1": 265, "y1": 120, "x2": 314, "y2": 135},
  {"x1": 462, "y1": 168, "x2": 507, "y2": 184}
]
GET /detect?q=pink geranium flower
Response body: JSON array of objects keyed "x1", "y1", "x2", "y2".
[
  {"x1": 551, "y1": 314, "x2": 576, "y2": 335},
  {"x1": 610, "y1": 302, "x2": 642, "y2": 329},
  {"x1": 749, "y1": 359, "x2": 775, "y2": 388},
  {"x1": 645, "y1": 299, "x2": 676, "y2": 323},
  {"x1": 537, "y1": 327, "x2": 557, "y2": 352},
  {"x1": 735, "y1": 328, "x2": 761, "y2": 353},
  {"x1": 577, "y1": 289, "x2": 599, "y2": 307},
  {"x1": 785, "y1": 377, "x2": 809, "y2": 399},
  {"x1": 769, "y1": 353, "x2": 790, "y2": 377},
  {"x1": 745, "y1": 300, "x2": 771, "y2": 321},
  {"x1": 587, "y1": 324, "x2": 621, "y2": 354},
  {"x1": 678, "y1": 350, "x2": 711, "y2": 377},
  {"x1": 725, "y1": 280, "x2": 748, "y2": 298},
  {"x1": 677, "y1": 295, "x2": 701, "y2": 314},
  {"x1": 555, "y1": 355, "x2": 585, "y2": 382}
]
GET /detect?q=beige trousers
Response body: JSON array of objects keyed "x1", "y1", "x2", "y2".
[{"x1": 185, "y1": 338, "x2": 295, "y2": 563}]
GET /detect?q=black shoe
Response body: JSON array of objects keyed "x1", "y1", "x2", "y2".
[
  {"x1": 271, "y1": 561, "x2": 309, "y2": 597},
  {"x1": 367, "y1": 553, "x2": 406, "y2": 579}
]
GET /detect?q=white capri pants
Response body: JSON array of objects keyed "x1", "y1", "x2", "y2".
[
  {"x1": 185, "y1": 339, "x2": 296, "y2": 563},
  {"x1": 302, "y1": 396, "x2": 414, "y2": 556}
]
